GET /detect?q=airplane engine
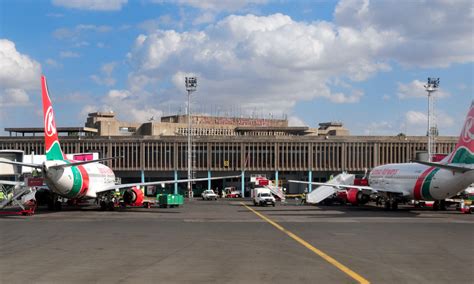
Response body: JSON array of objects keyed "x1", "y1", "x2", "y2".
[
  {"x1": 122, "y1": 187, "x2": 144, "y2": 206},
  {"x1": 346, "y1": 188, "x2": 370, "y2": 205}
]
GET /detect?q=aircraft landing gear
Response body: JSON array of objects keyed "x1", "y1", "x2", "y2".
[
  {"x1": 47, "y1": 195, "x2": 62, "y2": 211},
  {"x1": 384, "y1": 197, "x2": 398, "y2": 211},
  {"x1": 98, "y1": 193, "x2": 116, "y2": 211},
  {"x1": 432, "y1": 200, "x2": 447, "y2": 211}
]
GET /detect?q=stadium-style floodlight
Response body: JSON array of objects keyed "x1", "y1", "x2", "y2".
[
  {"x1": 185, "y1": 77, "x2": 197, "y2": 199},
  {"x1": 424, "y1": 77, "x2": 439, "y2": 162}
]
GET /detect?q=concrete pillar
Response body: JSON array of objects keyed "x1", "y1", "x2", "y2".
[
  {"x1": 308, "y1": 170, "x2": 312, "y2": 192},
  {"x1": 241, "y1": 170, "x2": 245, "y2": 197},
  {"x1": 174, "y1": 170, "x2": 178, "y2": 195},
  {"x1": 208, "y1": 170, "x2": 211, "y2": 190},
  {"x1": 275, "y1": 170, "x2": 279, "y2": 188}
]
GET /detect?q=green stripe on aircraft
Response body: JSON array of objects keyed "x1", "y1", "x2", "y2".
[
  {"x1": 46, "y1": 142, "x2": 64, "y2": 161},
  {"x1": 63, "y1": 161, "x2": 83, "y2": 198},
  {"x1": 421, "y1": 168, "x2": 440, "y2": 200},
  {"x1": 450, "y1": 148, "x2": 474, "y2": 164}
]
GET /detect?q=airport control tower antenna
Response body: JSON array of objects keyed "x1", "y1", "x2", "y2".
[
  {"x1": 185, "y1": 76, "x2": 197, "y2": 199},
  {"x1": 424, "y1": 77, "x2": 439, "y2": 162}
]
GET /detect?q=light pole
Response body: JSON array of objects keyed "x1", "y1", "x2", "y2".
[
  {"x1": 424, "y1": 77, "x2": 439, "y2": 162},
  {"x1": 185, "y1": 77, "x2": 197, "y2": 199}
]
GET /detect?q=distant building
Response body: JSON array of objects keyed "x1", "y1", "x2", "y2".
[
  {"x1": 317, "y1": 122, "x2": 349, "y2": 136},
  {"x1": 84, "y1": 112, "x2": 349, "y2": 137}
]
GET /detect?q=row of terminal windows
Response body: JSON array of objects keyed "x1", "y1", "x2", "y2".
[
  {"x1": 177, "y1": 128, "x2": 294, "y2": 136},
  {"x1": 177, "y1": 128, "x2": 235, "y2": 136}
]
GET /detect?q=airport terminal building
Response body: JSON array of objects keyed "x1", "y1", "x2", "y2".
[{"x1": 1, "y1": 112, "x2": 457, "y2": 194}]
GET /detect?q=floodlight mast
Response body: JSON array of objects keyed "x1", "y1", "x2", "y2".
[
  {"x1": 185, "y1": 77, "x2": 197, "y2": 199},
  {"x1": 424, "y1": 77, "x2": 439, "y2": 162}
]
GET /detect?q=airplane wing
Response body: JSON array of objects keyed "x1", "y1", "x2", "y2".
[
  {"x1": 288, "y1": 180, "x2": 404, "y2": 195},
  {"x1": 0, "y1": 160, "x2": 42, "y2": 169},
  {"x1": 0, "y1": 157, "x2": 122, "y2": 170},
  {"x1": 96, "y1": 175, "x2": 242, "y2": 193},
  {"x1": 411, "y1": 160, "x2": 473, "y2": 173},
  {"x1": 0, "y1": 180, "x2": 23, "y2": 186},
  {"x1": 288, "y1": 180, "x2": 373, "y2": 191}
]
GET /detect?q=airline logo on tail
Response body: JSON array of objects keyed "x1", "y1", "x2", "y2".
[
  {"x1": 41, "y1": 76, "x2": 65, "y2": 161},
  {"x1": 461, "y1": 115, "x2": 473, "y2": 144},
  {"x1": 45, "y1": 106, "x2": 57, "y2": 137}
]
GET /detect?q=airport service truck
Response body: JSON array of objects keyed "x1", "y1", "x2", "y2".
[{"x1": 252, "y1": 187, "x2": 276, "y2": 207}]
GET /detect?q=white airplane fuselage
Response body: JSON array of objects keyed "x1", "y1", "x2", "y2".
[
  {"x1": 369, "y1": 163, "x2": 474, "y2": 201},
  {"x1": 44, "y1": 160, "x2": 116, "y2": 199}
]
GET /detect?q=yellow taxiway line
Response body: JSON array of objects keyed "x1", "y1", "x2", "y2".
[{"x1": 241, "y1": 202, "x2": 370, "y2": 284}]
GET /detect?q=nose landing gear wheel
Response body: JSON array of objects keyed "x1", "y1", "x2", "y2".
[{"x1": 100, "y1": 201, "x2": 107, "y2": 211}]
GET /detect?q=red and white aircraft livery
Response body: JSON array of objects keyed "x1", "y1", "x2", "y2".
[
  {"x1": 291, "y1": 101, "x2": 474, "y2": 210},
  {"x1": 0, "y1": 76, "x2": 238, "y2": 210}
]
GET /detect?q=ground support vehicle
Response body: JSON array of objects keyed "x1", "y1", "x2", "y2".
[
  {"x1": 201, "y1": 189, "x2": 218, "y2": 200},
  {"x1": 445, "y1": 198, "x2": 474, "y2": 214},
  {"x1": 157, "y1": 194, "x2": 184, "y2": 208},
  {"x1": 225, "y1": 187, "x2": 241, "y2": 198},
  {"x1": 252, "y1": 187, "x2": 276, "y2": 207}
]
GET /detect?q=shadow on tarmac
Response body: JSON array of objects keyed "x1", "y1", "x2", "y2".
[
  {"x1": 238, "y1": 201, "x2": 465, "y2": 218},
  {"x1": 0, "y1": 205, "x2": 183, "y2": 217}
]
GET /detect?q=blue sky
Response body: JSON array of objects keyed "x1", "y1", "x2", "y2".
[{"x1": 0, "y1": 0, "x2": 473, "y2": 136}]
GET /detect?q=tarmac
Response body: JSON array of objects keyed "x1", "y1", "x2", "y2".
[{"x1": 0, "y1": 199, "x2": 473, "y2": 284}]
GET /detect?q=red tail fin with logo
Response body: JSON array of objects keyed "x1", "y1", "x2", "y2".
[
  {"x1": 41, "y1": 75, "x2": 65, "y2": 161},
  {"x1": 445, "y1": 101, "x2": 474, "y2": 164}
]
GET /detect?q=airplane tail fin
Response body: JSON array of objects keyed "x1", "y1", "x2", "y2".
[
  {"x1": 41, "y1": 76, "x2": 65, "y2": 161},
  {"x1": 444, "y1": 101, "x2": 474, "y2": 164}
]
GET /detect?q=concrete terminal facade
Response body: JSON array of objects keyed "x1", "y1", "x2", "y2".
[{"x1": 1, "y1": 112, "x2": 457, "y2": 195}]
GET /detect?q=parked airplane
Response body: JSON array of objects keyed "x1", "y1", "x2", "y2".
[
  {"x1": 0, "y1": 76, "x2": 238, "y2": 210},
  {"x1": 291, "y1": 101, "x2": 474, "y2": 210}
]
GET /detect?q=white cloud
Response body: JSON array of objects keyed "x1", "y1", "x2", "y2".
[
  {"x1": 288, "y1": 116, "x2": 307, "y2": 126},
  {"x1": 405, "y1": 111, "x2": 427, "y2": 126},
  {"x1": 0, "y1": 89, "x2": 31, "y2": 107},
  {"x1": 334, "y1": 0, "x2": 473, "y2": 67},
  {"x1": 193, "y1": 12, "x2": 216, "y2": 25},
  {"x1": 138, "y1": 16, "x2": 179, "y2": 33},
  {"x1": 404, "y1": 110, "x2": 455, "y2": 135},
  {"x1": 91, "y1": 62, "x2": 117, "y2": 86},
  {"x1": 98, "y1": 2, "x2": 470, "y2": 125},
  {"x1": 46, "y1": 13, "x2": 64, "y2": 17},
  {"x1": 397, "y1": 80, "x2": 450, "y2": 99},
  {"x1": 60, "y1": 51, "x2": 80, "y2": 58},
  {"x1": 53, "y1": 25, "x2": 113, "y2": 42},
  {"x1": 151, "y1": 0, "x2": 267, "y2": 12},
  {"x1": 52, "y1": 0, "x2": 127, "y2": 11},
  {"x1": 83, "y1": 89, "x2": 163, "y2": 123},
  {"x1": 0, "y1": 39, "x2": 41, "y2": 100},
  {"x1": 364, "y1": 121, "x2": 395, "y2": 135},
  {"x1": 74, "y1": 41, "x2": 90, "y2": 47},
  {"x1": 328, "y1": 90, "x2": 364, "y2": 104},
  {"x1": 125, "y1": 13, "x2": 393, "y2": 114},
  {"x1": 45, "y1": 58, "x2": 62, "y2": 68},
  {"x1": 106, "y1": 89, "x2": 130, "y2": 100}
]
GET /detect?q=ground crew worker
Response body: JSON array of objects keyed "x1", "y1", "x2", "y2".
[
  {"x1": 114, "y1": 189, "x2": 121, "y2": 202},
  {"x1": 300, "y1": 190, "x2": 307, "y2": 205}
]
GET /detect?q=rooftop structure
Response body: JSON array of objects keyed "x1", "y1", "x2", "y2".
[
  {"x1": 5, "y1": 127, "x2": 98, "y2": 137},
  {"x1": 83, "y1": 112, "x2": 348, "y2": 137}
]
